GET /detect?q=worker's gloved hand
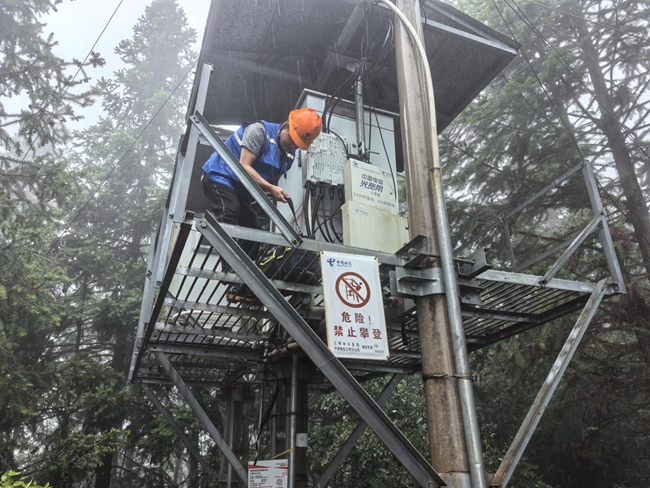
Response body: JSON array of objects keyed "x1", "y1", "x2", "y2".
[{"x1": 270, "y1": 185, "x2": 290, "y2": 203}]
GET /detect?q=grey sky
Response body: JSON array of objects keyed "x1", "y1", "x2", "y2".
[{"x1": 4, "y1": 0, "x2": 211, "y2": 131}]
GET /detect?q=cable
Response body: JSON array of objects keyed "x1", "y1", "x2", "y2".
[
  {"x1": 16, "y1": 0, "x2": 126, "y2": 168},
  {"x1": 516, "y1": 0, "x2": 648, "y2": 42},
  {"x1": 492, "y1": 0, "x2": 650, "y2": 251},
  {"x1": 45, "y1": 62, "x2": 196, "y2": 256},
  {"x1": 365, "y1": 75, "x2": 397, "y2": 186},
  {"x1": 501, "y1": 0, "x2": 650, "y2": 164}
]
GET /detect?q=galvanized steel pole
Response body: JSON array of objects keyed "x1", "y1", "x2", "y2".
[
  {"x1": 288, "y1": 355, "x2": 298, "y2": 488},
  {"x1": 389, "y1": 1, "x2": 486, "y2": 486}
]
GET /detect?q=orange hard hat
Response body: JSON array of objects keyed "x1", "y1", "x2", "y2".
[{"x1": 288, "y1": 108, "x2": 322, "y2": 150}]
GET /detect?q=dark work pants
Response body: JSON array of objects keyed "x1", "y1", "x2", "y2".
[{"x1": 201, "y1": 174, "x2": 259, "y2": 263}]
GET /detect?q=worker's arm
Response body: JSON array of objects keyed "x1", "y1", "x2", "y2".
[{"x1": 240, "y1": 147, "x2": 290, "y2": 203}]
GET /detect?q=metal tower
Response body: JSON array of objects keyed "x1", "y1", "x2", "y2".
[{"x1": 128, "y1": 1, "x2": 623, "y2": 487}]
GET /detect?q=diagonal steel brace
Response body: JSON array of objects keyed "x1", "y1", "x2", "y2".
[
  {"x1": 190, "y1": 111, "x2": 302, "y2": 248},
  {"x1": 154, "y1": 351, "x2": 248, "y2": 485},
  {"x1": 143, "y1": 386, "x2": 220, "y2": 481},
  {"x1": 196, "y1": 212, "x2": 444, "y2": 488},
  {"x1": 315, "y1": 374, "x2": 405, "y2": 488},
  {"x1": 491, "y1": 279, "x2": 608, "y2": 487},
  {"x1": 541, "y1": 214, "x2": 604, "y2": 284}
]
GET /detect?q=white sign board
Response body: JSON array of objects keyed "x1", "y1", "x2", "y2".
[
  {"x1": 248, "y1": 460, "x2": 288, "y2": 488},
  {"x1": 320, "y1": 251, "x2": 390, "y2": 361},
  {"x1": 344, "y1": 158, "x2": 398, "y2": 215}
]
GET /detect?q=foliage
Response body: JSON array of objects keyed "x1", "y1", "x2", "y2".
[{"x1": 1, "y1": 472, "x2": 50, "y2": 488}]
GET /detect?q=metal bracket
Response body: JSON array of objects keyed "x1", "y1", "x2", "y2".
[
  {"x1": 458, "y1": 278, "x2": 483, "y2": 307},
  {"x1": 390, "y1": 266, "x2": 444, "y2": 297},
  {"x1": 395, "y1": 235, "x2": 434, "y2": 269},
  {"x1": 458, "y1": 247, "x2": 491, "y2": 279}
]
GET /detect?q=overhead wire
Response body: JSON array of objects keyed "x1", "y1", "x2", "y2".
[
  {"x1": 490, "y1": 0, "x2": 650, "y2": 250},
  {"x1": 516, "y1": 0, "x2": 649, "y2": 42},
  {"x1": 44, "y1": 62, "x2": 197, "y2": 256},
  {"x1": 16, "y1": 0, "x2": 126, "y2": 169},
  {"x1": 501, "y1": 0, "x2": 650, "y2": 163}
]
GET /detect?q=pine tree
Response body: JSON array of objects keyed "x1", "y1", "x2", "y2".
[
  {"x1": 0, "y1": 0, "x2": 101, "y2": 479},
  {"x1": 438, "y1": 0, "x2": 650, "y2": 485},
  {"x1": 56, "y1": 1, "x2": 197, "y2": 486}
]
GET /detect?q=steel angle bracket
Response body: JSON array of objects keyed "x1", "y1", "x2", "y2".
[
  {"x1": 395, "y1": 235, "x2": 432, "y2": 269},
  {"x1": 189, "y1": 110, "x2": 302, "y2": 248},
  {"x1": 390, "y1": 266, "x2": 444, "y2": 297},
  {"x1": 143, "y1": 386, "x2": 220, "y2": 481},
  {"x1": 458, "y1": 247, "x2": 491, "y2": 279},
  {"x1": 154, "y1": 351, "x2": 249, "y2": 485},
  {"x1": 196, "y1": 212, "x2": 445, "y2": 488}
]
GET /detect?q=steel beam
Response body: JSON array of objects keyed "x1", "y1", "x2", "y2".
[
  {"x1": 196, "y1": 213, "x2": 444, "y2": 488},
  {"x1": 422, "y1": 17, "x2": 518, "y2": 55},
  {"x1": 129, "y1": 234, "x2": 158, "y2": 382},
  {"x1": 176, "y1": 266, "x2": 322, "y2": 295},
  {"x1": 163, "y1": 297, "x2": 274, "y2": 321},
  {"x1": 143, "y1": 386, "x2": 220, "y2": 481},
  {"x1": 476, "y1": 270, "x2": 597, "y2": 294},
  {"x1": 131, "y1": 221, "x2": 192, "y2": 382},
  {"x1": 461, "y1": 308, "x2": 539, "y2": 324},
  {"x1": 190, "y1": 111, "x2": 302, "y2": 248},
  {"x1": 491, "y1": 279, "x2": 607, "y2": 487},
  {"x1": 288, "y1": 355, "x2": 299, "y2": 488},
  {"x1": 515, "y1": 237, "x2": 575, "y2": 273},
  {"x1": 149, "y1": 343, "x2": 260, "y2": 362},
  {"x1": 154, "y1": 323, "x2": 271, "y2": 341},
  {"x1": 221, "y1": 223, "x2": 398, "y2": 265},
  {"x1": 154, "y1": 351, "x2": 249, "y2": 485},
  {"x1": 581, "y1": 162, "x2": 625, "y2": 290},
  {"x1": 316, "y1": 0, "x2": 367, "y2": 90},
  {"x1": 315, "y1": 374, "x2": 404, "y2": 488},
  {"x1": 541, "y1": 214, "x2": 604, "y2": 284},
  {"x1": 172, "y1": 63, "x2": 212, "y2": 221}
]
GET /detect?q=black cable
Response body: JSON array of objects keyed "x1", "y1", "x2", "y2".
[
  {"x1": 45, "y1": 62, "x2": 196, "y2": 256},
  {"x1": 366, "y1": 76, "x2": 397, "y2": 186},
  {"x1": 303, "y1": 182, "x2": 313, "y2": 238},
  {"x1": 492, "y1": 0, "x2": 650, "y2": 250},
  {"x1": 16, "y1": 0, "x2": 126, "y2": 169}
]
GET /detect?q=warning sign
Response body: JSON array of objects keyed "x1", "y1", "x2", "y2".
[
  {"x1": 321, "y1": 251, "x2": 390, "y2": 361},
  {"x1": 335, "y1": 272, "x2": 371, "y2": 308},
  {"x1": 248, "y1": 460, "x2": 288, "y2": 488}
]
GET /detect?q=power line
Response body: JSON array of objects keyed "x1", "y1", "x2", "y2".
[
  {"x1": 490, "y1": 0, "x2": 650, "y2": 251},
  {"x1": 503, "y1": 0, "x2": 650, "y2": 164},
  {"x1": 516, "y1": 0, "x2": 649, "y2": 42},
  {"x1": 45, "y1": 62, "x2": 196, "y2": 256},
  {"x1": 16, "y1": 0, "x2": 126, "y2": 167}
]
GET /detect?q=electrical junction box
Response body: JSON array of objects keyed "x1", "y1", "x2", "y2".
[
  {"x1": 342, "y1": 201, "x2": 409, "y2": 253},
  {"x1": 344, "y1": 158, "x2": 398, "y2": 215},
  {"x1": 301, "y1": 131, "x2": 348, "y2": 185}
]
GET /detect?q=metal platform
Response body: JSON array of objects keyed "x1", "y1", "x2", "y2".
[{"x1": 131, "y1": 219, "x2": 614, "y2": 389}]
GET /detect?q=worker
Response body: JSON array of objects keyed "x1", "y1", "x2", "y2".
[
  {"x1": 201, "y1": 108, "x2": 322, "y2": 303},
  {"x1": 202, "y1": 108, "x2": 321, "y2": 227}
]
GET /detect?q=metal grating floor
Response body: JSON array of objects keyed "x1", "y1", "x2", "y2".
[{"x1": 134, "y1": 223, "x2": 606, "y2": 388}]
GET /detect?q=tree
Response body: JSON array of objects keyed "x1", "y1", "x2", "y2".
[
  {"x1": 436, "y1": 0, "x2": 650, "y2": 485},
  {"x1": 0, "y1": 0, "x2": 101, "y2": 480},
  {"x1": 56, "y1": 1, "x2": 197, "y2": 486}
]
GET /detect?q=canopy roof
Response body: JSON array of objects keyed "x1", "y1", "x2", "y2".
[{"x1": 186, "y1": 0, "x2": 519, "y2": 131}]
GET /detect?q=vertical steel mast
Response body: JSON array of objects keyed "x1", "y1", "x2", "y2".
[{"x1": 391, "y1": 1, "x2": 486, "y2": 486}]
